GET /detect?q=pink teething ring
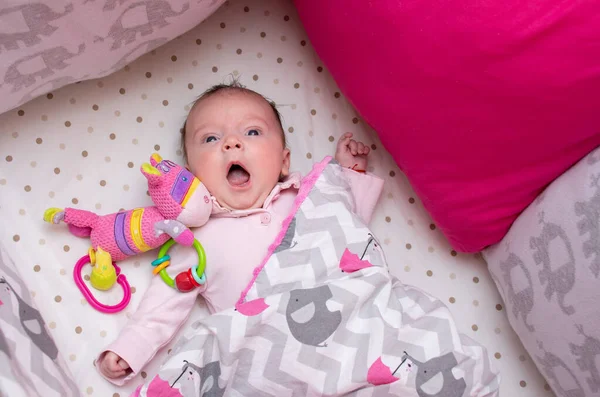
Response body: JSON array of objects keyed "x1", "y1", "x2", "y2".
[{"x1": 74, "y1": 255, "x2": 131, "y2": 314}]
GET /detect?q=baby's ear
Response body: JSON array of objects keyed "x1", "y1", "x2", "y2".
[{"x1": 141, "y1": 163, "x2": 162, "y2": 185}]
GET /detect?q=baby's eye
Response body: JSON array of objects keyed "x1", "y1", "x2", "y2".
[
  {"x1": 247, "y1": 129, "x2": 260, "y2": 136},
  {"x1": 204, "y1": 136, "x2": 218, "y2": 143}
]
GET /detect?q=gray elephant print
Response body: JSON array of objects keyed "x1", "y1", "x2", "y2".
[
  {"x1": 401, "y1": 352, "x2": 467, "y2": 397},
  {"x1": 498, "y1": 253, "x2": 536, "y2": 332},
  {"x1": 286, "y1": 285, "x2": 342, "y2": 347},
  {"x1": 172, "y1": 360, "x2": 225, "y2": 397},
  {"x1": 0, "y1": 3, "x2": 73, "y2": 52},
  {"x1": 4, "y1": 44, "x2": 85, "y2": 92},
  {"x1": 107, "y1": 0, "x2": 190, "y2": 50},
  {"x1": 575, "y1": 176, "x2": 600, "y2": 278},
  {"x1": 569, "y1": 325, "x2": 600, "y2": 393},
  {"x1": 530, "y1": 221, "x2": 576, "y2": 315},
  {"x1": 537, "y1": 342, "x2": 584, "y2": 397}
]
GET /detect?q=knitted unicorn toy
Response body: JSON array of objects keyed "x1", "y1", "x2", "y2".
[{"x1": 43, "y1": 153, "x2": 213, "y2": 294}]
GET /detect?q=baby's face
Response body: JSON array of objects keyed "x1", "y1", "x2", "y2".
[{"x1": 185, "y1": 91, "x2": 290, "y2": 210}]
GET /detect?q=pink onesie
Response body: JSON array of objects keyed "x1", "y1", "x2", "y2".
[{"x1": 96, "y1": 166, "x2": 384, "y2": 385}]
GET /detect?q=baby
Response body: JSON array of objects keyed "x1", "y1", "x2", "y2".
[{"x1": 96, "y1": 81, "x2": 383, "y2": 384}]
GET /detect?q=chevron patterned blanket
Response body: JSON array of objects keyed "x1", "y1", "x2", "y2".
[{"x1": 132, "y1": 158, "x2": 501, "y2": 397}]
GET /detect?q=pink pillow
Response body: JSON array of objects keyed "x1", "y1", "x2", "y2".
[{"x1": 294, "y1": 0, "x2": 600, "y2": 252}]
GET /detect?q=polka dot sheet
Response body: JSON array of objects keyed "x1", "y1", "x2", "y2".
[{"x1": 0, "y1": 0, "x2": 552, "y2": 395}]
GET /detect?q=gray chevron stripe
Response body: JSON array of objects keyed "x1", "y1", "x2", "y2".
[
  {"x1": 297, "y1": 343, "x2": 342, "y2": 395},
  {"x1": 230, "y1": 348, "x2": 276, "y2": 397},
  {"x1": 261, "y1": 324, "x2": 309, "y2": 396}
]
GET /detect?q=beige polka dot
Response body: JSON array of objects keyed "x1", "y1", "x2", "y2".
[
  {"x1": 297, "y1": 61, "x2": 303, "y2": 67},
  {"x1": 0, "y1": 179, "x2": 5, "y2": 185},
  {"x1": 306, "y1": 153, "x2": 312, "y2": 159},
  {"x1": 41, "y1": 115, "x2": 48, "y2": 121},
  {"x1": 24, "y1": 185, "x2": 31, "y2": 192},
  {"x1": 97, "y1": 82, "x2": 103, "y2": 88},
  {"x1": 520, "y1": 381, "x2": 527, "y2": 388},
  {"x1": 407, "y1": 220, "x2": 414, "y2": 226},
  {"x1": 159, "y1": 121, "x2": 165, "y2": 128},
  {"x1": 308, "y1": 131, "x2": 314, "y2": 137},
  {"x1": 134, "y1": 260, "x2": 141, "y2": 268},
  {"x1": 260, "y1": 32, "x2": 266, "y2": 38},
  {"x1": 17, "y1": 109, "x2": 25, "y2": 116},
  {"x1": 54, "y1": 167, "x2": 60, "y2": 174},
  {"x1": 114, "y1": 110, "x2": 121, "y2": 117},
  {"x1": 123, "y1": 185, "x2": 130, "y2": 191},
  {"x1": 426, "y1": 270, "x2": 433, "y2": 277},
  {"x1": 473, "y1": 300, "x2": 479, "y2": 306},
  {"x1": 408, "y1": 197, "x2": 415, "y2": 203},
  {"x1": 88, "y1": 126, "x2": 94, "y2": 133},
  {"x1": 19, "y1": 208, "x2": 25, "y2": 216},
  {"x1": 69, "y1": 354, "x2": 76, "y2": 361},
  {"x1": 240, "y1": 27, "x2": 246, "y2": 33},
  {"x1": 154, "y1": 144, "x2": 161, "y2": 151},
  {"x1": 49, "y1": 321, "x2": 56, "y2": 329},
  {"x1": 132, "y1": 138, "x2": 138, "y2": 145},
  {"x1": 451, "y1": 250, "x2": 458, "y2": 257},
  {"x1": 145, "y1": 72, "x2": 152, "y2": 78},
  {"x1": 47, "y1": 93, "x2": 54, "y2": 99},
  {"x1": 288, "y1": 127, "x2": 294, "y2": 133},
  {"x1": 236, "y1": 48, "x2": 242, "y2": 55},
  {"x1": 128, "y1": 162, "x2": 134, "y2": 168},
  {"x1": 310, "y1": 109, "x2": 316, "y2": 116},
  {"x1": 100, "y1": 180, "x2": 106, "y2": 187},
  {"x1": 473, "y1": 276, "x2": 480, "y2": 283},
  {"x1": 496, "y1": 304, "x2": 503, "y2": 311},
  {"x1": 59, "y1": 143, "x2": 66, "y2": 150},
  {"x1": 449, "y1": 297, "x2": 456, "y2": 304},
  {"x1": 428, "y1": 246, "x2": 435, "y2": 253},
  {"x1": 60, "y1": 268, "x2": 66, "y2": 275},
  {"x1": 92, "y1": 104, "x2": 99, "y2": 111},
  {"x1": 39, "y1": 239, "x2": 45, "y2": 245},
  {"x1": 389, "y1": 170, "x2": 396, "y2": 177},
  {"x1": 36, "y1": 137, "x2": 43, "y2": 144},
  {"x1": 328, "y1": 136, "x2": 335, "y2": 142},
  {"x1": 184, "y1": 104, "x2": 190, "y2": 111},
  {"x1": 494, "y1": 352, "x2": 501, "y2": 359},
  {"x1": 176, "y1": 149, "x2": 182, "y2": 156},
  {"x1": 84, "y1": 275, "x2": 90, "y2": 281},
  {"x1": 472, "y1": 324, "x2": 479, "y2": 331},
  {"x1": 352, "y1": 117, "x2": 359, "y2": 124},
  {"x1": 212, "y1": 66, "x2": 218, "y2": 73},
  {"x1": 5, "y1": 155, "x2": 12, "y2": 162},
  {"x1": 33, "y1": 264, "x2": 41, "y2": 272},
  {"x1": 257, "y1": 52, "x2": 263, "y2": 58},
  {"x1": 519, "y1": 354, "x2": 526, "y2": 361},
  {"x1": 404, "y1": 266, "x2": 411, "y2": 272},
  {"x1": 136, "y1": 116, "x2": 143, "y2": 123},
  {"x1": 105, "y1": 156, "x2": 111, "y2": 163},
  {"x1": 69, "y1": 97, "x2": 76, "y2": 104},
  {"x1": 294, "y1": 83, "x2": 300, "y2": 89},
  {"x1": 281, "y1": 35, "x2": 287, "y2": 41},
  {"x1": 141, "y1": 371, "x2": 147, "y2": 379},
  {"x1": 171, "y1": 55, "x2": 177, "y2": 62},
  {"x1": 95, "y1": 203, "x2": 101, "y2": 210},
  {"x1": 273, "y1": 78, "x2": 279, "y2": 84},
  {"x1": 71, "y1": 198, "x2": 78, "y2": 205},
  {"x1": 86, "y1": 386, "x2": 93, "y2": 394},
  {"x1": 30, "y1": 161, "x2": 36, "y2": 167},
  {"x1": 384, "y1": 238, "x2": 391, "y2": 245},
  {"x1": 496, "y1": 328, "x2": 502, "y2": 335},
  {"x1": 131, "y1": 287, "x2": 136, "y2": 294},
  {"x1": 63, "y1": 245, "x2": 70, "y2": 252},
  {"x1": 54, "y1": 295, "x2": 62, "y2": 302},
  {"x1": 253, "y1": 74, "x2": 259, "y2": 81},
  {"x1": 301, "y1": 40, "x2": 307, "y2": 46},
  {"x1": 277, "y1": 57, "x2": 283, "y2": 64},
  {"x1": 75, "y1": 326, "x2": 82, "y2": 334},
  {"x1": 385, "y1": 216, "x2": 391, "y2": 223},
  {"x1": 76, "y1": 174, "x2": 83, "y2": 181},
  {"x1": 65, "y1": 121, "x2": 71, "y2": 127},
  {"x1": 100, "y1": 330, "x2": 107, "y2": 337},
  {"x1": 12, "y1": 235, "x2": 20, "y2": 242},
  {"x1": 449, "y1": 272, "x2": 456, "y2": 279},
  {"x1": 82, "y1": 150, "x2": 88, "y2": 157},
  {"x1": 124, "y1": 65, "x2": 130, "y2": 71},
  {"x1": 109, "y1": 133, "x2": 116, "y2": 140},
  {"x1": 195, "y1": 38, "x2": 202, "y2": 45}
]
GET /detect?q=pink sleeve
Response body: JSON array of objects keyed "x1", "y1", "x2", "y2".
[
  {"x1": 341, "y1": 168, "x2": 384, "y2": 225},
  {"x1": 95, "y1": 275, "x2": 202, "y2": 386}
]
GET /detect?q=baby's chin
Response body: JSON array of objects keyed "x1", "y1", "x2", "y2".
[{"x1": 217, "y1": 191, "x2": 269, "y2": 211}]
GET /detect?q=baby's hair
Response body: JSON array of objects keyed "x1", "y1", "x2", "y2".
[{"x1": 180, "y1": 77, "x2": 286, "y2": 164}]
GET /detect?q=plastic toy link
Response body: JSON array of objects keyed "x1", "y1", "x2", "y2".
[
  {"x1": 152, "y1": 238, "x2": 207, "y2": 292},
  {"x1": 73, "y1": 247, "x2": 131, "y2": 313}
]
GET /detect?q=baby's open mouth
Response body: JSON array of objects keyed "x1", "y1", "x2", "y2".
[{"x1": 227, "y1": 163, "x2": 250, "y2": 186}]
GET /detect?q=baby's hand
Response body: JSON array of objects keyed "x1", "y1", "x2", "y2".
[
  {"x1": 99, "y1": 351, "x2": 131, "y2": 379},
  {"x1": 335, "y1": 132, "x2": 370, "y2": 171}
]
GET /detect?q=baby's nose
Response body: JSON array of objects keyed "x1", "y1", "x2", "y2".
[{"x1": 223, "y1": 137, "x2": 243, "y2": 150}]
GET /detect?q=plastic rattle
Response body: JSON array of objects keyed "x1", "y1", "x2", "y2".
[
  {"x1": 74, "y1": 247, "x2": 131, "y2": 313},
  {"x1": 152, "y1": 238, "x2": 207, "y2": 292}
]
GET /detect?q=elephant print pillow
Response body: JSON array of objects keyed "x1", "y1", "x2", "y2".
[{"x1": 0, "y1": 0, "x2": 225, "y2": 116}]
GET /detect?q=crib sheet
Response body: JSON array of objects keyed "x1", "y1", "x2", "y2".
[{"x1": 0, "y1": 0, "x2": 553, "y2": 396}]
